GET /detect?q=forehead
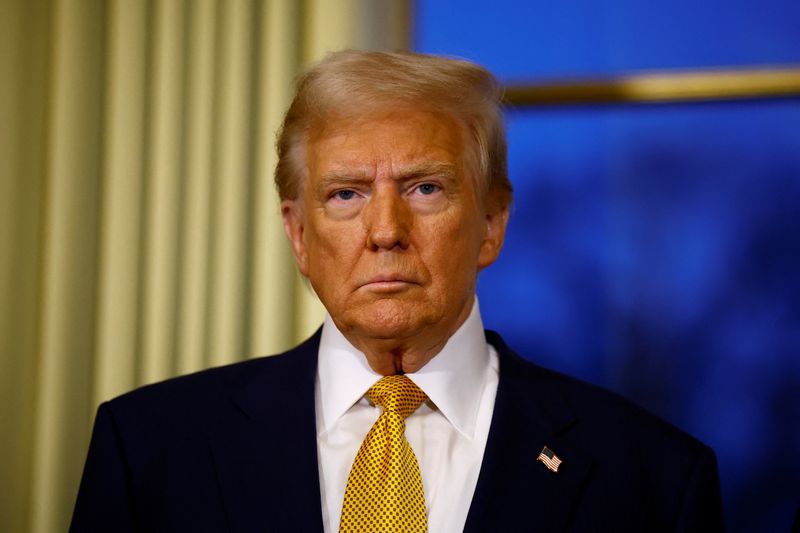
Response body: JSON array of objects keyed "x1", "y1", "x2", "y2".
[{"x1": 306, "y1": 109, "x2": 468, "y2": 177}]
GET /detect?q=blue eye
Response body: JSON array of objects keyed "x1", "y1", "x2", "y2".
[
  {"x1": 335, "y1": 190, "x2": 356, "y2": 200},
  {"x1": 417, "y1": 183, "x2": 439, "y2": 195}
]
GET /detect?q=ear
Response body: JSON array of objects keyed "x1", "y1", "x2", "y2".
[
  {"x1": 477, "y1": 202, "x2": 510, "y2": 270},
  {"x1": 281, "y1": 199, "x2": 310, "y2": 276}
]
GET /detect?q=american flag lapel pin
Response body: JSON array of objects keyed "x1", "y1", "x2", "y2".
[{"x1": 537, "y1": 445, "x2": 562, "y2": 473}]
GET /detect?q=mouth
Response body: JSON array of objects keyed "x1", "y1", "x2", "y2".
[{"x1": 359, "y1": 274, "x2": 419, "y2": 293}]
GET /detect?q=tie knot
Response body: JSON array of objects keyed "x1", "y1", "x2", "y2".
[{"x1": 367, "y1": 375, "x2": 427, "y2": 419}]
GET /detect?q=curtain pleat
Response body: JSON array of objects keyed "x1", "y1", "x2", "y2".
[
  {"x1": 207, "y1": 0, "x2": 256, "y2": 366},
  {"x1": 29, "y1": 1, "x2": 107, "y2": 531},
  {"x1": 177, "y1": 0, "x2": 218, "y2": 374},
  {"x1": 249, "y1": 0, "x2": 301, "y2": 355},
  {"x1": 0, "y1": 1, "x2": 53, "y2": 531},
  {"x1": 93, "y1": 0, "x2": 148, "y2": 418},
  {"x1": 140, "y1": 0, "x2": 187, "y2": 384},
  {"x1": 0, "y1": 0, "x2": 410, "y2": 531}
]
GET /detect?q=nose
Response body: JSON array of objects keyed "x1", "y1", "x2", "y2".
[{"x1": 364, "y1": 186, "x2": 411, "y2": 251}]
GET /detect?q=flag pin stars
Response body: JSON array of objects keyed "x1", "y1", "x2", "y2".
[{"x1": 537, "y1": 445, "x2": 562, "y2": 473}]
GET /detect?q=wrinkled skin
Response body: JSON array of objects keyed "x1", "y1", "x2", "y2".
[{"x1": 282, "y1": 109, "x2": 509, "y2": 375}]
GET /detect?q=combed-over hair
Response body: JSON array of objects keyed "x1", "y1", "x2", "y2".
[{"x1": 274, "y1": 50, "x2": 512, "y2": 207}]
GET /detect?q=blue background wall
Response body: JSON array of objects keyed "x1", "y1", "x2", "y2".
[{"x1": 416, "y1": 1, "x2": 800, "y2": 531}]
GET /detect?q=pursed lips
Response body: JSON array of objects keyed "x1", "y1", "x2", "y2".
[{"x1": 358, "y1": 274, "x2": 420, "y2": 290}]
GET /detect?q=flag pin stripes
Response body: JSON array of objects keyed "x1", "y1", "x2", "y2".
[{"x1": 537, "y1": 446, "x2": 562, "y2": 473}]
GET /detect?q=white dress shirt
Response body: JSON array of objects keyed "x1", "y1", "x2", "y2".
[{"x1": 315, "y1": 300, "x2": 499, "y2": 533}]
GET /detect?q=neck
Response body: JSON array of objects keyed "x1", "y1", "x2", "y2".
[
  {"x1": 346, "y1": 335, "x2": 450, "y2": 375},
  {"x1": 341, "y1": 302, "x2": 474, "y2": 375}
]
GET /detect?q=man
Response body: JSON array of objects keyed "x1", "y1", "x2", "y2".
[{"x1": 71, "y1": 51, "x2": 724, "y2": 532}]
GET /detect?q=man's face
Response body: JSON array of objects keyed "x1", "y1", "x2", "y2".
[{"x1": 282, "y1": 109, "x2": 508, "y2": 347}]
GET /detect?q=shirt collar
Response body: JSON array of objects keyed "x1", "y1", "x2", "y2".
[{"x1": 316, "y1": 299, "x2": 491, "y2": 440}]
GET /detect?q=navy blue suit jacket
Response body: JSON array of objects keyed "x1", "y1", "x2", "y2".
[{"x1": 71, "y1": 330, "x2": 724, "y2": 532}]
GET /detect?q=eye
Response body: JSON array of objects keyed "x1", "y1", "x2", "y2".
[
  {"x1": 334, "y1": 189, "x2": 357, "y2": 201},
  {"x1": 415, "y1": 183, "x2": 440, "y2": 195}
]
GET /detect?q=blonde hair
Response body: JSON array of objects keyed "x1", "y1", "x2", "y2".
[{"x1": 275, "y1": 50, "x2": 512, "y2": 207}]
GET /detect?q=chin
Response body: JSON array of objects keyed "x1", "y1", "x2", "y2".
[{"x1": 343, "y1": 299, "x2": 436, "y2": 340}]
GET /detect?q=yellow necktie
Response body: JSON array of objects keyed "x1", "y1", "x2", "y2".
[{"x1": 339, "y1": 375, "x2": 428, "y2": 533}]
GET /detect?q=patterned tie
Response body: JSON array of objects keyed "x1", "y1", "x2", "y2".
[{"x1": 339, "y1": 375, "x2": 428, "y2": 533}]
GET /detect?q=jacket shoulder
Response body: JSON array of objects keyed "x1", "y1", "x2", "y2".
[
  {"x1": 103, "y1": 330, "x2": 320, "y2": 430},
  {"x1": 486, "y1": 330, "x2": 724, "y2": 530}
]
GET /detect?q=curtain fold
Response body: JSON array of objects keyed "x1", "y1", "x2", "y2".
[{"x1": 0, "y1": 1, "x2": 410, "y2": 531}]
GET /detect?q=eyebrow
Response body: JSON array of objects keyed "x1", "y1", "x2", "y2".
[
  {"x1": 319, "y1": 162, "x2": 458, "y2": 186},
  {"x1": 395, "y1": 162, "x2": 458, "y2": 182}
]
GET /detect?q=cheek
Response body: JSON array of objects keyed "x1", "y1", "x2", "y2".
[
  {"x1": 421, "y1": 216, "x2": 484, "y2": 285},
  {"x1": 305, "y1": 220, "x2": 363, "y2": 277}
]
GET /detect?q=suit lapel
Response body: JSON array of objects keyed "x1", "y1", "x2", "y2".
[
  {"x1": 211, "y1": 332, "x2": 324, "y2": 533},
  {"x1": 464, "y1": 331, "x2": 594, "y2": 533},
  {"x1": 207, "y1": 328, "x2": 593, "y2": 532}
]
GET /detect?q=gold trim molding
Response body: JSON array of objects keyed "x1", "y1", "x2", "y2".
[{"x1": 503, "y1": 66, "x2": 800, "y2": 106}]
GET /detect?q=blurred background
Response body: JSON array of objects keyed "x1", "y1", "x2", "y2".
[{"x1": 1, "y1": 0, "x2": 797, "y2": 531}]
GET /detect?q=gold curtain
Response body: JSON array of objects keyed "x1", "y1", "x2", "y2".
[{"x1": 0, "y1": 1, "x2": 410, "y2": 531}]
